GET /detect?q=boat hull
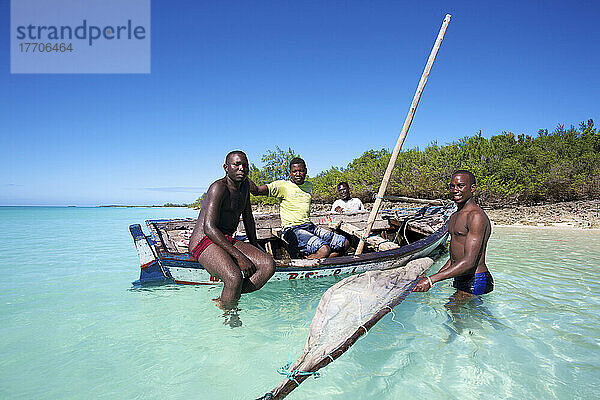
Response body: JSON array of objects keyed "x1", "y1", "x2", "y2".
[
  {"x1": 166, "y1": 230, "x2": 447, "y2": 284},
  {"x1": 130, "y1": 215, "x2": 449, "y2": 286}
]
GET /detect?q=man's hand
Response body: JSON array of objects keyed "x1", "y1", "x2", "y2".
[
  {"x1": 334, "y1": 206, "x2": 344, "y2": 213},
  {"x1": 235, "y1": 253, "x2": 257, "y2": 278},
  {"x1": 413, "y1": 277, "x2": 433, "y2": 292}
]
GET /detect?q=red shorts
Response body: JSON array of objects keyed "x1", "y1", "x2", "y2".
[{"x1": 191, "y1": 235, "x2": 237, "y2": 259}]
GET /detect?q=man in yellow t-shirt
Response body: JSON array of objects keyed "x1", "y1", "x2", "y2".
[{"x1": 250, "y1": 157, "x2": 349, "y2": 259}]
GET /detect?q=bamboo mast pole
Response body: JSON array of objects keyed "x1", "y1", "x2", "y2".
[{"x1": 355, "y1": 14, "x2": 451, "y2": 255}]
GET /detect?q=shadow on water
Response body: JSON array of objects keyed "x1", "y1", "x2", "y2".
[{"x1": 128, "y1": 281, "x2": 184, "y2": 292}]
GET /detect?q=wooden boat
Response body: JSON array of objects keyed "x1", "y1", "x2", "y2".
[{"x1": 129, "y1": 205, "x2": 454, "y2": 286}]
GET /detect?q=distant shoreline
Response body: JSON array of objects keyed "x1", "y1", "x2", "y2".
[
  {"x1": 98, "y1": 205, "x2": 189, "y2": 208},
  {"x1": 27, "y1": 199, "x2": 598, "y2": 229},
  {"x1": 251, "y1": 199, "x2": 600, "y2": 230},
  {"x1": 0, "y1": 205, "x2": 192, "y2": 208}
]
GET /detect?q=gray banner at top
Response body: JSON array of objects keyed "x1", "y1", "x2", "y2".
[{"x1": 11, "y1": 0, "x2": 151, "y2": 73}]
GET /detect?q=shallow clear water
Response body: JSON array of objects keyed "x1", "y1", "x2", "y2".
[{"x1": 1, "y1": 207, "x2": 599, "y2": 399}]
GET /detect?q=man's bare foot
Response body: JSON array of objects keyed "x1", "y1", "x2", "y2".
[
  {"x1": 212, "y1": 297, "x2": 238, "y2": 311},
  {"x1": 211, "y1": 297, "x2": 224, "y2": 309}
]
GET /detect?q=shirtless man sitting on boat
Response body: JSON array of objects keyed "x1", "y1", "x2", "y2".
[
  {"x1": 413, "y1": 170, "x2": 494, "y2": 300},
  {"x1": 249, "y1": 157, "x2": 349, "y2": 259},
  {"x1": 189, "y1": 151, "x2": 275, "y2": 310}
]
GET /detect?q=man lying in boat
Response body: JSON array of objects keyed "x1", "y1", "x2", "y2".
[
  {"x1": 331, "y1": 181, "x2": 365, "y2": 213},
  {"x1": 249, "y1": 157, "x2": 350, "y2": 259},
  {"x1": 188, "y1": 150, "x2": 275, "y2": 310},
  {"x1": 413, "y1": 170, "x2": 494, "y2": 302}
]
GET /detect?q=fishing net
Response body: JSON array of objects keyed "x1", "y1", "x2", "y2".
[{"x1": 258, "y1": 257, "x2": 434, "y2": 399}]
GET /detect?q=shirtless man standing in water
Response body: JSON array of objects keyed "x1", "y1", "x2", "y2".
[
  {"x1": 413, "y1": 170, "x2": 493, "y2": 301},
  {"x1": 188, "y1": 151, "x2": 275, "y2": 311}
]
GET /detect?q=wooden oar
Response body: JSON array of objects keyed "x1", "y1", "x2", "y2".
[{"x1": 355, "y1": 14, "x2": 452, "y2": 255}]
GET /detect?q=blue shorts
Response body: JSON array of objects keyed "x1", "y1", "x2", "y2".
[
  {"x1": 283, "y1": 222, "x2": 346, "y2": 257},
  {"x1": 453, "y1": 271, "x2": 494, "y2": 295}
]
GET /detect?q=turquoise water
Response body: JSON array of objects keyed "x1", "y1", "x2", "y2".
[{"x1": 1, "y1": 207, "x2": 599, "y2": 399}]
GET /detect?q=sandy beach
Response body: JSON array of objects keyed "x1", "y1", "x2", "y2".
[
  {"x1": 252, "y1": 199, "x2": 600, "y2": 229},
  {"x1": 484, "y1": 200, "x2": 600, "y2": 229}
]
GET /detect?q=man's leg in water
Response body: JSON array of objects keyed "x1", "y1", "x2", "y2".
[
  {"x1": 444, "y1": 290, "x2": 475, "y2": 339},
  {"x1": 446, "y1": 289, "x2": 476, "y2": 309},
  {"x1": 233, "y1": 241, "x2": 275, "y2": 293},
  {"x1": 196, "y1": 244, "x2": 244, "y2": 310}
]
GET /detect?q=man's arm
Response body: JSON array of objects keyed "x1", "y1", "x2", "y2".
[
  {"x1": 331, "y1": 200, "x2": 343, "y2": 213},
  {"x1": 241, "y1": 188, "x2": 260, "y2": 248},
  {"x1": 414, "y1": 211, "x2": 488, "y2": 292},
  {"x1": 248, "y1": 178, "x2": 269, "y2": 196},
  {"x1": 413, "y1": 258, "x2": 450, "y2": 292},
  {"x1": 203, "y1": 182, "x2": 256, "y2": 276}
]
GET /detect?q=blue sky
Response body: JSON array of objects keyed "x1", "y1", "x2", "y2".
[{"x1": 2, "y1": 1, "x2": 599, "y2": 206}]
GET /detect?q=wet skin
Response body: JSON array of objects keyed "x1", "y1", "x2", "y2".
[
  {"x1": 189, "y1": 153, "x2": 275, "y2": 310},
  {"x1": 413, "y1": 173, "x2": 491, "y2": 295}
]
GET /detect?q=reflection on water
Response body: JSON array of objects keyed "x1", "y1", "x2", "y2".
[
  {"x1": 222, "y1": 308, "x2": 243, "y2": 329},
  {"x1": 0, "y1": 207, "x2": 599, "y2": 399}
]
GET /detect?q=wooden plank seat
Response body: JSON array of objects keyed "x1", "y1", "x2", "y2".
[{"x1": 149, "y1": 210, "x2": 399, "y2": 255}]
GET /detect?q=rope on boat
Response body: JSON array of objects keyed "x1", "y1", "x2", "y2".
[
  {"x1": 276, "y1": 323, "x2": 372, "y2": 386},
  {"x1": 403, "y1": 220, "x2": 410, "y2": 245},
  {"x1": 277, "y1": 361, "x2": 320, "y2": 386},
  {"x1": 382, "y1": 205, "x2": 445, "y2": 214},
  {"x1": 385, "y1": 306, "x2": 406, "y2": 329},
  {"x1": 276, "y1": 341, "x2": 321, "y2": 386}
]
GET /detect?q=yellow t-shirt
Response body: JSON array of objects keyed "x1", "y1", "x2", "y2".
[{"x1": 267, "y1": 180, "x2": 312, "y2": 228}]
